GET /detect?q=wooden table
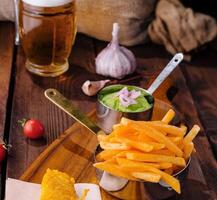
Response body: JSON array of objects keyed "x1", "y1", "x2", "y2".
[{"x1": 0, "y1": 22, "x2": 217, "y2": 199}]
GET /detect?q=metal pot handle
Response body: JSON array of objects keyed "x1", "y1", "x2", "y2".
[
  {"x1": 147, "y1": 53, "x2": 183, "y2": 95},
  {"x1": 14, "y1": 0, "x2": 20, "y2": 45}
]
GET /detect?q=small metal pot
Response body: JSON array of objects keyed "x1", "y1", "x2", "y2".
[
  {"x1": 96, "y1": 85, "x2": 154, "y2": 133},
  {"x1": 94, "y1": 145, "x2": 191, "y2": 194},
  {"x1": 96, "y1": 53, "x2": 183, "y2": 133}
]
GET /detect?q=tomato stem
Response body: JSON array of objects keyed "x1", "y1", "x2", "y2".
[
  {"x1": 18, "y1": 118, "x2": 27, "y2": 127},
  {"x1": 3, "y1": 144, "x2": 12, "y2": 151},
  {"x1": 0, "y1": 139, "x2": 12, "y2": 151}
]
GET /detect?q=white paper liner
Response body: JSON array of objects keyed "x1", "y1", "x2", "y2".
[{"x1": 5, "y1": 178, "x2": 102, "y2": 200}]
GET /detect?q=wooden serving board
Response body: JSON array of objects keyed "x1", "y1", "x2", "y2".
[
  {"x1": 20, "y1": 99, "x2": 214, "y2": 200},
  {"x1": 20, "y1": 99, "x2": 183, "y2": 200}
]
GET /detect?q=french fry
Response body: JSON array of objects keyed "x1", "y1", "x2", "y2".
[
  {"x1": 115, "y1": 151, "x2": 128, "y2": 158},
  {"x1": 100, "y1": 141, "x2": 131, "y2": 150},
  {"x1": 180, "y1": 124, "x2": 187, "y2": 135},
  {"x1": 138, "y1": 133, "x2": 157, "y2": 142},
  {"x1": 168, "y1": 136, "x2": 182, "y2": 144},
  {"x1": 160, "y1": 170, "x2": 181, "y2": 193},
  {"x1": 161, "y1": 109, "x2": 175, "y2": 124},
  {"x1": 151, "y1": 121, "x2": 166, "y2": 124},
  {"x1": 144, "y1": 122, "x2": 184, "y2": 137},
  {"x1": 118, "y1": 133, "x2": 140, "y2": 141},
  {"x1": 93, "y1": 162, "x2": 137, "y2": 181},
  {"x1": 136, "y1": 124, "x2": 183, "y2": 157},
  {"x1": 183, "y1": 142, "x2": 194, "y2": 160},
  {"x1": 115, "y1": 150, "x2": 142, "y2": 158},
  {"x1": 158, "y1": 162, "x2": 173, "y2": 169},
  {"x1": 126, "y1": 152, "x2": 186, "y2": 167},
  {"x1": 144, "y1": 128, "x2": 168, "y2": 136},
  {"x1": 96, "y1": 150, "x2": 122, "y2": 161},
  {"x1": 120, "y1": 117, "x2": 131, "y2": 125},
  {"x1": 97, "y1": 132, "x2": 115, "y2": 142},
  {"x1": 116, "y1": 158, "x2": 160, "y2": 171},
  {"x1": 119, "y1": 138, "x2": 153, "y2": 152},
  {"x1": 139, "y1": 163, "x2": 161, "y2": 168},
  {"x1": 115, "y1": 149, "x2": 158, "y2": 159},
  {"x1": 104, "y1": 157, "x2": 117, "y2": 163},
  {"x1": 119, "y1": 138, "x2": 164, "y2": 151},
  {"x1": 113, "y1": 125, "x2": 138, "y2": 140},
  {"x1": 97, "y1": 134, "x2": 107, "y2": 142},
  {"x1": 112, "y1": 123, "x2": 122, "y2": 130},
  {"x1": 131, "y1": 172, "x2": 161, "y2": 183},
  {"x1": 150, "y1": 149, "x2": 175, "y2": 156},
  {"x1": 116, "y1": 157, "x2": 170, "y2": 170},
  {"x1": 111, "y1": 136, "x2": 154, "y2": 152},
  {"x1": 145, "y1": 142, "x2": 165, "y2": 150},
  {"x1": 178, "y1": 140, "x2": 184, "y2": 150},
  {"x1": 108, "y1": 137, "x2": 121, "y2": 143},
  {"x1": 183, "y1": 125, "x2": 200, "y2": 144},
  {"x1": 116, "y1": 158, "x2": 180, "y2": 193}
]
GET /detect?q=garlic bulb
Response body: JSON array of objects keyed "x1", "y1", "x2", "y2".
[
  {"x1": 82, "y1": 79, "x2": 110, "y2": 96},
  {"x1": 95, "y1": 23, "x2": 137, "y2": 79}
]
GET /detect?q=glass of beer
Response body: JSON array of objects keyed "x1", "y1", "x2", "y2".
[{"x1": 19, "y1": 0, "x2": 76, "y2": 77}]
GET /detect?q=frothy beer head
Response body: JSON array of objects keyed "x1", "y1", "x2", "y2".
[{"x1": 22, "y1": 0, "x2": 73, "y2": 7}]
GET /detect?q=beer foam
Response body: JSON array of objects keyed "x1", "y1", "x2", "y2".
[{"x1": 22, "y1": 0, "x2": 73, "y2": 7}]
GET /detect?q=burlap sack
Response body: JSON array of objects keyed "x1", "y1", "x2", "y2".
[
  {"x1": 76, "y1": 0, "x2": 156, "y2": 46},
  {"x1": 0, "y1": 0, "x2": 156, "y2": 46}
]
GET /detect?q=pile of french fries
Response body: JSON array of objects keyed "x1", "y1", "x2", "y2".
[{"x1": 94, "y1": 109, "x2": 200, "y2": 194}]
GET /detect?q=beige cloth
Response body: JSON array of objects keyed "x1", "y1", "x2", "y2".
[
  {"x1": 148, "y1": 0, "x2": 217, "y2": 60},
  {"x1": 0, "y1": 0, "x2": 14, "y2": 21},
  {"x1": 0, "y1": 0, "x2": 156, "y2": 46}
]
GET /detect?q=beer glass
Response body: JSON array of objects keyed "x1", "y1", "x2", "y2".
[{"x1": 19, "y1": 0, "x2": 76, "y2": 77}]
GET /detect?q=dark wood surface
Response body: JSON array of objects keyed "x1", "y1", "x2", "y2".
[
  {"x1": 0, "y1": 22, "x2": 14, "y2": 137},
  {"x1": 0, "y1": 21, "x2": 217, "y2": 199},
  {"x1": 0, "y1": 22, "x2": 15, "y2": 197}
]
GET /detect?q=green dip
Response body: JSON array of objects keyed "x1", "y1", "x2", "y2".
[{"x1": 98, "y1": 85, "x2": 154, "y2": 113}]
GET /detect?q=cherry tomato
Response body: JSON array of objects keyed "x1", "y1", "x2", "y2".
[
  {"x1": 20, "y1": 119, "x2": 45, "y2": 139},
  {"x1": 0, "y1": 144, "x2": 6, "y2": 162}
]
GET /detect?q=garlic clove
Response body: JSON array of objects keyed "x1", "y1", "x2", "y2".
[
  {"x1": 82, "y1": 79, "x2": 110, "y2": 96},
  {"x1": 95, "y1": 23, "x2": 137, "y2": 79}
]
